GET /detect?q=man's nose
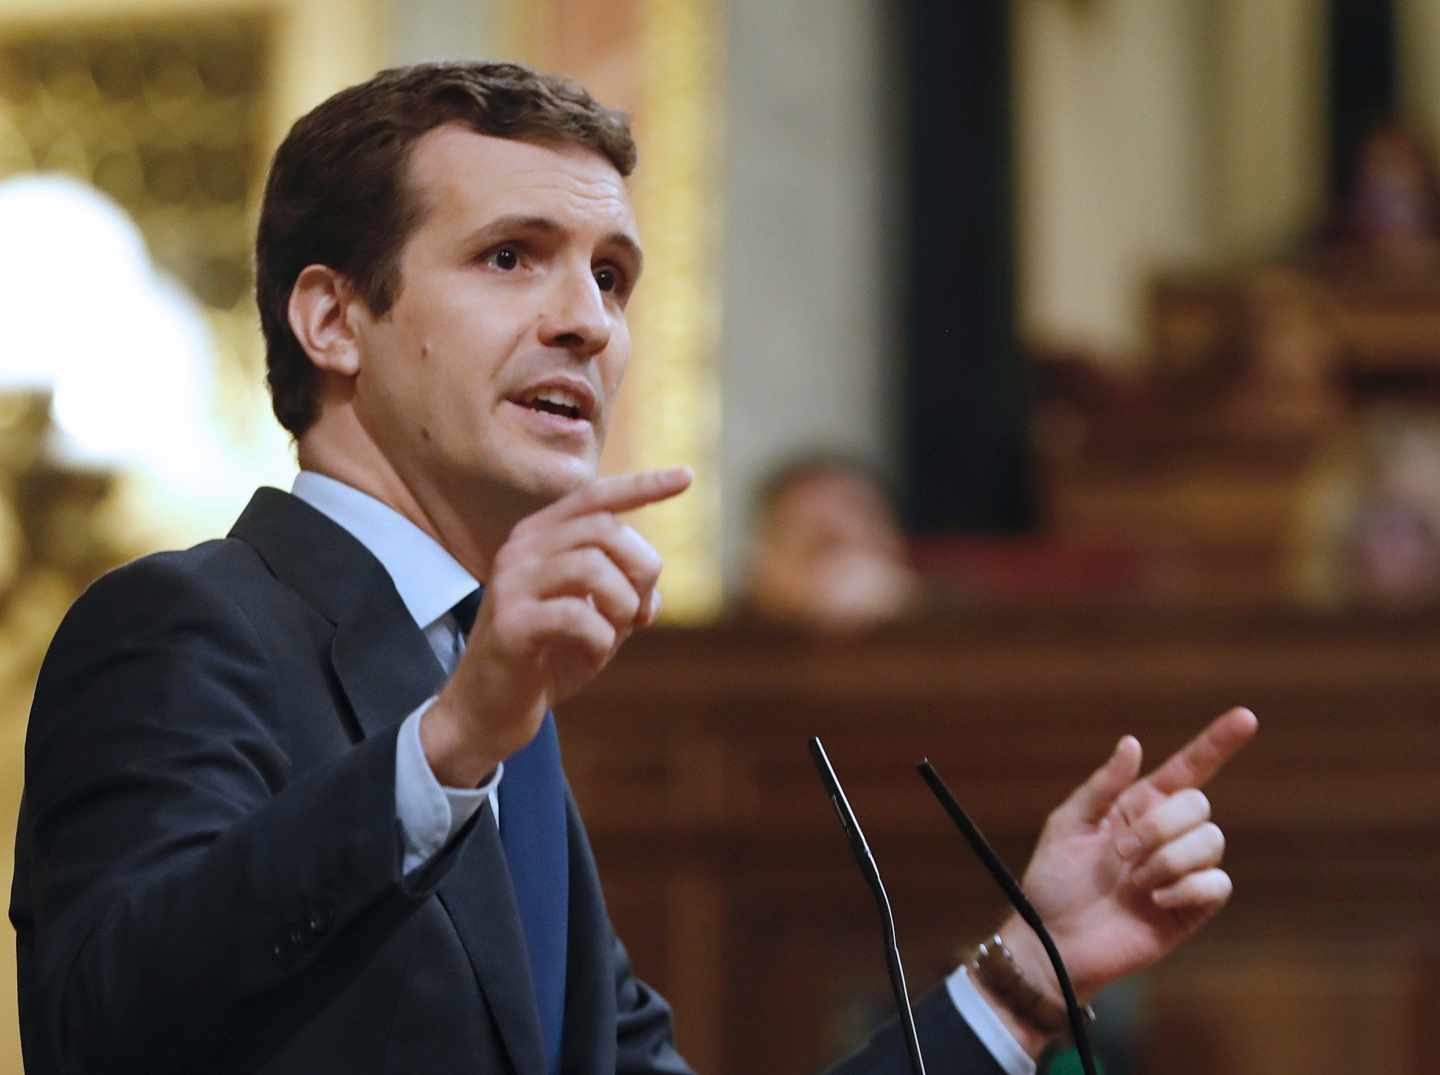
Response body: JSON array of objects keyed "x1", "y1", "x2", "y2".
[{"x1": 538, "y1": 267, "x2": 611, "y2": 358}]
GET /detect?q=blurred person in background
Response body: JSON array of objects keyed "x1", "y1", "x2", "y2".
[
  {"x1": 1292, "y1": 410, "x2": 1440, "y2": 608},
  {"x1": 1310, "y1": 121, "x2": 1440, "y2": 273},
  {"x1": 1220, "y1": 269, "x2": 1346, "y2": 441},
  {"x1": 738, "y1": 452, "x2": 921, "y2": 632}
]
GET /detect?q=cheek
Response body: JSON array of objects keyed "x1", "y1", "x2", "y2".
[{"x1": 602, "y1": 332, "x2": 631, "y2": 394}]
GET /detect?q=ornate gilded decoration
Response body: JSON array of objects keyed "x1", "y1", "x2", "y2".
[
  {"x1": 0, "y1": 17, "x2": 270, "y2": 409},
  {"x1": 625, "y1": 0, "x2": 724, "y2": 621}
]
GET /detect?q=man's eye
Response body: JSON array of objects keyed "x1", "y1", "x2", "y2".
[
  {"x1": 595, "y1": 266, "x2": 621, "y2": 293},
  {"x1": 488, "y1": 245, "x2": 521, "y2": 270}
]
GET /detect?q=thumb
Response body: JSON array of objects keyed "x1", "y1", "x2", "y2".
[{"x1": 1064, "y1": 735, "x2": 1143, "y2": 825}]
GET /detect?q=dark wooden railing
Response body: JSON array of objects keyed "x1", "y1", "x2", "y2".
[{"x1": 561, "y1": 607, "x2": 1440, "y2": 1075}]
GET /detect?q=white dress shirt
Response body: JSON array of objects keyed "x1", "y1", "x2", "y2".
[{"x1": 289, "y1": 471, "x2": 1032, "y2": 1075}]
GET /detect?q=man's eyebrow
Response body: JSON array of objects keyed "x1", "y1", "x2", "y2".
[
  {"x1": 465, "y1": 214, "x2": 644, "y2": 273},
  {"x1": 606, "y1": 232, "x2": 645, "y2": 277},
  {"x1": 466, "y1": 214, "x2": 563, "y2": 244}
]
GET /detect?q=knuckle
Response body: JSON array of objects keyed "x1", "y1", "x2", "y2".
[
  {"x1": 1115, "y1": 787, "x2": 1144, "y2": 825},
  {"x1": 625, "y1": 523, "x2": 656, "y2": 557},
  {"x1": 562, "y1": 600, "x2": 595, "y2": 638},
  {"x1": 614, "y1": 579, "x2": 640, "y2": 610},
  {"x1": 1131, "y1": 812, "x2": 1158, "y2": 847},
  {"x1": 588, "y1": 620, "x2": 618, "y2": 658},
  {"x1": 577, "y1": 547, "x2": 610, "y2": 578},
  {"x1": 1138, "y1": 812, "x2": 1166, "y2": 840},
  {"x1": 635, "y1": 565, "x2": 662, "y2": 595},
  {"x1": 1203, "y1": 822, "x2": 1226, "y2": 853},
  {"x1": 598, "y1": 591, "x2": 639, "y2": 629},
  {"x1": 1154, "y1": 843, "x2": 1178, "y2": 874}
]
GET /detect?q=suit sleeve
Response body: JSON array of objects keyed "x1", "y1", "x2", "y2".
[
  {"x1": 14, "y1": 556, "x2": 463, "y2": 1073},
  {"x1": 823, "y1": 985, "x2": 1010, "y2": 1075},
  {"x1": 613, "y1": 934, "x2": 693, "y2": 1075},
  {"x1": 607, "y1": 940, "x2": 1007, "y2": 1075}
]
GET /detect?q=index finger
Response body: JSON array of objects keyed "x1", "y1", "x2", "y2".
[
  {"x1": 543, "y1": 467, "x2": 693, "y2": 523},
  {"x1": 1145, "y1": 707, "x2": 1259, "y2": 796}
]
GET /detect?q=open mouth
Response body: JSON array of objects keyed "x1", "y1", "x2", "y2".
[
  {"x1": 514, "y1": 383, "x2": 593, "y2": 422},
  {"x1": 525, "y1": 396, "x2": 583, "y2": 420}
]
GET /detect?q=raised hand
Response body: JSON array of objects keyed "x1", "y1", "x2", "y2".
[
  {"x1": 989, "y1": 707, "x2": 1258, "y2": 1044},
  {"x1": 422, "y1": 467, "x2": 691, "y2": 786}
]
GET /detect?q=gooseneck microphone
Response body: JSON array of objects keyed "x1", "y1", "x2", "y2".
[
  {"x1": 809, "y1": 738, "x2": 1100, "y2": 1075},
  {"x1": 808, "y1": 737, "x2": 927, "y2": 1075},
  {"x1": 916, "y1": 758, "x2": 1098, "y2": 1075}
]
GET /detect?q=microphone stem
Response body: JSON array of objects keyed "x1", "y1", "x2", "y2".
[{"x1": 869, "y1": 872, "x2": 926, "y2": 1075}]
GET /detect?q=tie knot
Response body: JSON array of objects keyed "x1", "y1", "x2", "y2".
[{"x1": 450, "y1": 587, "x2": 483, "y2": 636}]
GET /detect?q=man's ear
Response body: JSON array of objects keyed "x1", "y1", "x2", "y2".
[{"x1": 288, "y1": 265, "x2": 363, "y2": 377}]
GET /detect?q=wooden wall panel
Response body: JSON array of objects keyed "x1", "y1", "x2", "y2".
[{"x1": 561, "y1": 608, "x2": 1440, "y2": 1074}]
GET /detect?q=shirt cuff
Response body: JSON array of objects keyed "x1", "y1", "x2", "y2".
[
  {"x1": 395, "y1": 698, "x2": 503, "y2": 875},
  {"x1": 944, "y1": 965, "x2": 1037, "y2": 1075}
]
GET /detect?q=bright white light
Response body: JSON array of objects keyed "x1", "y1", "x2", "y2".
[
  {"x1": 50, "y1": 272, "x2": 216, "y2": 475},
  {"x1": 0, "y1": 173, "x2": 218, "y2": 476},
  {"x1": 0, "y1": 174, "x2": 149, "y2": 389}
]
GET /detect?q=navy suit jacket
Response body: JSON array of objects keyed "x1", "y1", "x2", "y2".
[{"x1": 11, "y1": 488, "x2": 1004, "y2": 1074}]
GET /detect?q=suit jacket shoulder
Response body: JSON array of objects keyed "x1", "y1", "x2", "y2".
[{"x1": 12, "y1": 491, "x2": 467, "y2": 1073}]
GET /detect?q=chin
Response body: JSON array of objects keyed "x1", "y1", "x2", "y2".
[{"x1": 510, "y1": 452, "x2": 599, "y2": 507}]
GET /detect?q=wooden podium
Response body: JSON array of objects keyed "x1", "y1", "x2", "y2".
[{"x1": 559, "y1": 608, "x2": 1440, "y2": 1074}]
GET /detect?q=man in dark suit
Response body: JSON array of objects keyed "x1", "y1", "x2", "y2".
[{"x1": 12, "y1": 61, "x2": 1256, "y2": 1074}]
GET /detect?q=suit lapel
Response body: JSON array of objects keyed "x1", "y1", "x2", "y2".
[
  {"x1": 229, "y1": 487, "x2": 549, "y2": 1075},
  {"x1": 559, "y1": 788, "x2": 616, "y2": 1075},
  {"x1": 230, "y1": 488, "x2": 444, "y2": 737},
  {"x1": 329, "y1": 592, "x2": 447, "y2": 740},
  {"x1": 439, "y1": 805, "x2": 550, "y2": 1075}
]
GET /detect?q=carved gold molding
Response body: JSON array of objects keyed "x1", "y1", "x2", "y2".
[{"x1": 626, "y1": 0, "x2": 724, "y2": 621}]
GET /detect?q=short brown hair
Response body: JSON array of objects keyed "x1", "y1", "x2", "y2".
[
  {"x1": 751, "y1": 451, "x2": 898, "y2": 531},
  {"x1": 256, "y1": 61, "x2": 636, "y2": 436}
]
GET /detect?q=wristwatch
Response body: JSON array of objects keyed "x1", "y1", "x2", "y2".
[{"x1": 967, "y1": 933, "x2": 1096, "y2": 1035}]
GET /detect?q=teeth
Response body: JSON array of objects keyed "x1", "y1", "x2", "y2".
[
  {"x1": 533, "y1": 389, "x2": 581, "y2": 410},
  {"x1": 522, "y1": 386, "x2": 586, "y2": 419}
]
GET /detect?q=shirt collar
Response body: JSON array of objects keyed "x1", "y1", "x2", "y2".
[{"x1": 291, "y1": 471, "x2": 477, "y2": 631}]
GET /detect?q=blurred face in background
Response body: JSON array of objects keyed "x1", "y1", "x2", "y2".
[
  {"x1": 744, "y1": 468, "x2": 918, "y2": 631},
  {"x1": 1348, "y1": 128, "x2": 1440, "y2": 253},
  {"x1": 1342, "y1": 436, "x2": 1440, "y2": 607},
  {"x1": 1344, "y1": 499, "x2": 1440, "y2": 604}
]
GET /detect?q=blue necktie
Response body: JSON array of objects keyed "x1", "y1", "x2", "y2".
[{"x1": 452, "y1": 589, "x2": 568, "y2": 1073}]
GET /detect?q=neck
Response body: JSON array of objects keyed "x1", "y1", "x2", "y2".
[{"x1": 297, "y1": 410, "x2": 513, "y2": 581}]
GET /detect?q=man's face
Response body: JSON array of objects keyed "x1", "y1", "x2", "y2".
[{"x1": 349, "y1": 124, "x2": 641, "y2": 518}]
